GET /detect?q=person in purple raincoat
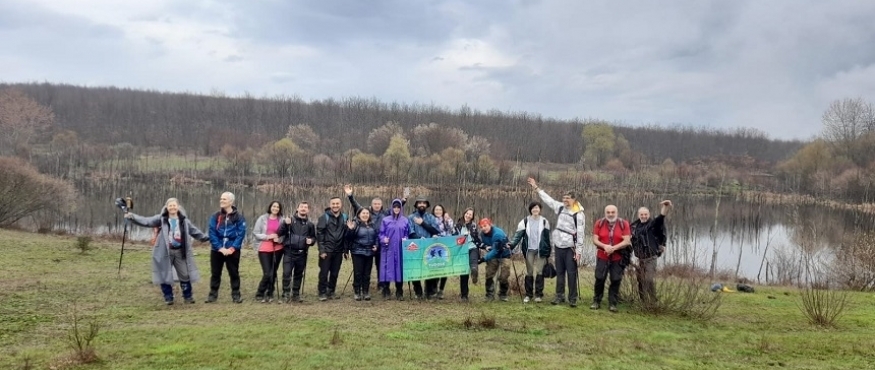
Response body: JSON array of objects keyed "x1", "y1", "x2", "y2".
[{"x1": 379, "y1": 199, "x2": 409, "y2": 300}]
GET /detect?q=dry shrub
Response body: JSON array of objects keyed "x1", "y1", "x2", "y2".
[
  {"x1": 0, "y1": 156, "x2": 76, "y2": 227},
  {"x1": 66, "y1": 304, "x2": 101, "y2": 364},
  {"x1": 329, "y1": 328, "x2": 343, "y2": 345},
  {"x1": 461, "y1": 314, "x2": 498, "y2": 330},
  {"x1": 622, "y1": 266, "x2": 723, "y2": 321},
  {"x1": 797, "y1": 284, "x2": 849, "y2": 327},
  {"x1": 832, "y1": 232, "x2": 875, "y2": 291},
  {"x1": 75, "y1": 236, "x2": 94, "y2": 254}
]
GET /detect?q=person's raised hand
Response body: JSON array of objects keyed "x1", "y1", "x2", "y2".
[
  {"x1": 527, "y1": 177, "x2": 538, "y2": 189},
  {"x1": 344, "y1": 184, "x2": 353, "y2": 196}
]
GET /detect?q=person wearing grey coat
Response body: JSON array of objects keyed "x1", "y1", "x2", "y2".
[{"x1": 126, "y1": 198, "x2": 209, "y2": 305}]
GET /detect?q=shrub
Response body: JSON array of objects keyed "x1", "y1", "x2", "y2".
[
  {"x1": 75, "y1": 236, "x2": 93, "y2": 254},
  {"x1": 623, "y1": 266, "x2": 723, "y2": 321},
  {"x1": 0, "y1": 156, "x2": 76, "y2": 227},
  {"x1": 797, "y1": 284, "x2": 849, "y2": 327},
  {"x1": 66, "y1": 304, "x2": 100, "y2": 364}
]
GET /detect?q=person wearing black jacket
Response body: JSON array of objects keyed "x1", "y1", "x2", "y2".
[
  {"x1": 277, "y1": 201, "x2": 316, "y2": 303},
  {"x1": 316, "y1": 197, "x2": 349, "y2": 301},
  {"x1": 344, "y1": 184, "x2": 406, "y2": 295},
  {"x1": 346, "y1": 208, "x2": 379, "y2": 301},
  {"x1": 630, "y1": 200, "x2": 672, "y2": 304}
]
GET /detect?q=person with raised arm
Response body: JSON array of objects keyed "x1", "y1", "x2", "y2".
[
  {"x1": 527, "y1": 177, "x2": 586, "y2": 307},
  {"x1": 630, "y1": 200, "x2": 672, "y2": 304},
  {"x1": 125, "y1": 198, "x2": 209, "y2": 305}
]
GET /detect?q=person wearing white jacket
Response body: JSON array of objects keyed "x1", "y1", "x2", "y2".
[{"x1": 527, "y1": 177, "x2": 587, "y2": 307}]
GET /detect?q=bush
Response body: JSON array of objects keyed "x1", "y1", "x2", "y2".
[
  {"x1": 75, "y1": 236, "x2": 93, "y2": 254},
  {"x1": 798, "y1": 284, "x2": 849, "y2": 327},
  {"x1": 0, "y1": 156, "x2": 77, "y2": 227},
  {"x1": 66, "y1": 304, "x2": 100, "y2": 364},
  {"x1": 622, "y1": 266, "x2": 723, "y2": 321}
]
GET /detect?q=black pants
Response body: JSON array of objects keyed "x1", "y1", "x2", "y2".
[
  {"x1": 351, "y1": 254, "x2": 374, "y2": 294},
  {"x1": 459, "y1": 248, "x2": 480, "y2": 298},
  {"x1": 554, "y1": 247, "x2": 578, "y2": 302},
  {"x1": 257, "y1": 250, "x2": 284, "y2": 298},
  {"x1": 374, "y1": 248, "x2": 384, "y2": 289},
  {"x1": 594, "y1": 258, "x2": 625, "y2": 305},
  {"x1": 318, "y1": 252, "x2": 344, "y2": 295},
  {"x1": 282, "y1": 250, "x2": 308, "y2": 297},
  {"x1": 209, "y1": 249, "x2": 241, "y2": 299}
]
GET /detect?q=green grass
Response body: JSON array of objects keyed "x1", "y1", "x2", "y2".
[{"x1": 2, "y1": 229, "x2": 874, "y2": 370}]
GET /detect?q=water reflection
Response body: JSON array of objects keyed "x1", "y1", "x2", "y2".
[{"x1": 42, "y1": 182, "x2": 873, "y2": 283}]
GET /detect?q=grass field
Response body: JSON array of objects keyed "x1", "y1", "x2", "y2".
[{"x1": 1, "y1": 229, "x2": 874, "y2": 370}]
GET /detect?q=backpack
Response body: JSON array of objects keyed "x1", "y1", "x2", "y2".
[
  {"x1": 557, "y1": 206, "x2": 582, "y2": 244},
  {"x1": 596, "y1": 218, "x2": 631, "y2": 267}
]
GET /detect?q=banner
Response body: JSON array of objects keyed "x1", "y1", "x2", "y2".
[{"x1": 402, "y1": 235, "x2": 471, "y2": 282}]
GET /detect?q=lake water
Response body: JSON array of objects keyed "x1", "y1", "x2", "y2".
[{"x1": 42, "y1": 181, "x2": 874, "y2": 285}]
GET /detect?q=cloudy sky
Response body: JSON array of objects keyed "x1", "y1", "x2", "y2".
[{"x1": 2, "y1": 0, "x2": 875, "y2": 140}]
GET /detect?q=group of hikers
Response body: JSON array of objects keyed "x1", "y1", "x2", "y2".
[{"x1": 124, "y1": 178, "x2": 671, "y2": 312}]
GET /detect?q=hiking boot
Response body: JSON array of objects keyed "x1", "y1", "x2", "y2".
[
  {"x1": 414, "y1": 294, "x2": 423, "y2": 301},
  {"x1": 165, "y1": 299, "x2": 174, "y2": 306},
  {"x1": 292, "y1": 295, "x2": 302, "y2": 303},
  {"x1": 436, "y1": 290, "x2": 444, "y2": 300},
  {"x1": 551, "y1": 297, "x2": 565, "y2": 305},
  {"x1": 255, "y1": 295, "x2": 264, "y2": 302},
  {"x1": 319, "y1": 294, "x2": 328, "y2": 302},
  {"x1": 460, "y1": 296, "x2": 469, "y2": 303},
  {"x1": 569, "y1": 300, "x2": 578, "y2": 308},
  {"x1": 471, "y1": 270, "x2": 479, "y2": 285},
  {"x1": 332, "y1": 293, "x2": 341, "y2": 300},
  {"x1": 523, "y1": 296, "x2": 531, "y2": 303},
  {"x1": 396, "y1": 294, "x2": 405, "y2": 301},
  {"x1": 534, "y1": 297, "x2": 542, "y2": 303},
  {"x1": 354, "y1": 294, "x2": 362, "y2": 301},
  {"x1": 363, "y1": 294, "x2": 371, "y2": 301},
  {"x1": 590, "y1": 302, "x2": 601, "y2": 310},
  {"x1": 232, "y1": 297, "x2": 243, "y2": 304},
  {"x1": 205, "y1": 296, "x2": 217, "y2": 304},
  {"x1": 609, "y1": 305, "x2": 618, "y2": 313},
  {"x1": 499, "y1": 296, "x2": 509, "y2": 302},
  {"x1": 485, "y1": 295, "x2": 495, "y2": 302},
  {"x1": 184, "y1": 298, "x2": 196, "y2": 304},
  {"x1": 382, "y1": 288, "x2": 391, "y2": 299}
]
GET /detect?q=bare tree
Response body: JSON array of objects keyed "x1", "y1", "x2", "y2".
[
  {"x1": 0, "y1": 89, "x2": 55, "y2": 156},
  {"x1": 822, "y1": 97, "x2": 874, "y2": 165}
]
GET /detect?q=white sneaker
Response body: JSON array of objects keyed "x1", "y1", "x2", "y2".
[
  {"x1": 523, "y1": 296, "x2": 531, "y2": 303},
  {"x1": 534, "y1": 297, "x2": 542, "y2": 303}
]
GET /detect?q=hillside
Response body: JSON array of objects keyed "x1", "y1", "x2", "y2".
[{"x1": 3, "y1": 82, "x2": 802, "y2": 165}]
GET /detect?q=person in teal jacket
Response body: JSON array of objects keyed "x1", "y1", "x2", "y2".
[{"x1": 477, "y1": 218, "x2": 511, "y2": 301}]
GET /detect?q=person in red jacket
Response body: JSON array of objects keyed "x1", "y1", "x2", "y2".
[{"x1": 591, "y1": 205, "x2": 631, "y2": 312}]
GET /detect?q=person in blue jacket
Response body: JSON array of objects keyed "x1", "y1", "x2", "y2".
[
  {"x1": 407, "y1": 197, "x2": 441, "y2": 300},
  {"x1": 206, "y1": 192, "x2": 247, "y2": 303},
  {"x1": 477, "y1": 218, "x2": 511, "y2": 301}
]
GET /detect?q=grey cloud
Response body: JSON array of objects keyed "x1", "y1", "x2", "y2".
[{"x1": 2, "y1": 0, "x2": 875, "y2": 140}]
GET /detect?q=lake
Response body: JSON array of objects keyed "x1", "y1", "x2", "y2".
[{"x1": 42, "y1": 180, "x2": 874, "y2": 286}]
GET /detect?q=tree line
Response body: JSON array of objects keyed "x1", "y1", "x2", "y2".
[
  {"x1": 4, "y1": 82, "x2": 874, "y2": 202},
  {"x1": 2, "y1": 82, "x2": 801, "y2": 165}
]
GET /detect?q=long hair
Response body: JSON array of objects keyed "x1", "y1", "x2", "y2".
[
  {"x1": 457, "y1": 207, "x2": 475, "y2": 226},
  {"x1": 265, "y1": 200, "x2": 283, "y2": 217}
]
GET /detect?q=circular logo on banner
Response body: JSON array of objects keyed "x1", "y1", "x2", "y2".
[{"x1": 425, "y1": 244, "x2": 450, "y2": 269}]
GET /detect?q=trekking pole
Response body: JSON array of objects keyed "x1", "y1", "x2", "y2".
[
  {"x1": 510, "y1": 254, "x2": 524, "y2": 303},
  {"x1": 341, "y1": 267, "x2": 353, "y2": 298},
  {"x1": 114, "y1": 196, "x2": 133, "y2": 278}
]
